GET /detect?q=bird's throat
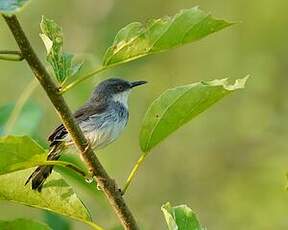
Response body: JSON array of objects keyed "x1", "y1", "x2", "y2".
[{"x1": 112, "y1": 91, "x2": 130, "y2": 109}]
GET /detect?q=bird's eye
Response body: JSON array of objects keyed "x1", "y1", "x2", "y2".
[{"x1": 117, "y1": 85, "x2": 124, "y2": 91}]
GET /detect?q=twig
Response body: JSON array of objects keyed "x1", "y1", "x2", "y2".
[
  {"x1": 0, "y1": 50, "x2": 24, "y2": 61},
  {"x1": 2, "y1": 14, "x2": 138, "y2": 230},
  {"x1": 122, "y1": 152, "x2": 148, "y2": 195},
  {"x1": 61, "y1": 65, "x2": 109, "y2": 93}
]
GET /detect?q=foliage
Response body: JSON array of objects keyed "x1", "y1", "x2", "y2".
[
  {"x1": 162, "y1": 202, "x2": 202, "y2": 230},
  {"x1": 0, "y1": 170, "x2": 102, "y2": 230},
  {"x1": 0, "y1": 218, "x2": 52, "y2": 230},
  {"x1": 40, "y1": 16, "x2": 82, "y2": 84},
  {"x1": 0, "y1": 1, "x2": 247, "y2": 229},
  {"x1": 0, "y1": 136, "x2": 46, "y2": 175},
  {"x1": 103, "y1": 6, "x2": 233, "y2": 66},
  {"x1": 140, "y1": 77, "x2": 248, "y2": 152}
]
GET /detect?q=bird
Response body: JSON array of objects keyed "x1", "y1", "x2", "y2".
[{"x1": 25, "y1": 78, "x2": 147, "y2": 191}]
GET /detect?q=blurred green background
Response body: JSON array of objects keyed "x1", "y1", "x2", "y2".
[{"x1": 1, "y1": 0, "x2": 288, "y2": 229}]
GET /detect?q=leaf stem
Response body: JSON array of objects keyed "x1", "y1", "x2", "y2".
[
  {"x1": 0, "y1": 50, "x2": 24, "y2": 61},
  {"x1": 3, "y1": 14, "x2": 138, "y2": 230},
  {"x1": 122, "y1": 152, "x2": 148, "y2": 195},
  {"x1": 4, "y1": 78, "x2": 38, "y2": 134},
  {"x1": 60, "y1": 65, "x2": 109, "y2": 93},
  {"x1": 46, "y1": 160, "x2": 87, "y2": 177}
]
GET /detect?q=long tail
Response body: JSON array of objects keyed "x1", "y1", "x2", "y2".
[{"x1": 25, "y1": 143, "x2": 63, "y2": 192}]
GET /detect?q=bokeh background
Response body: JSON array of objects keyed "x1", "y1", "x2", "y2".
[{"x1": 1, "y1": 0, "x2": 288, "y2": 229}]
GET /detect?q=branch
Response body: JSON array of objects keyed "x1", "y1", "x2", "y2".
[
  {"x1": 2, "y1": 14, "x2": 138, "y2": 230},
  {"x1": 0, "y1": 50, "x2": 24, "y2": 61}
]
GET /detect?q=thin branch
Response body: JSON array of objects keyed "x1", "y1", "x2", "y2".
[
  {"x1": 60, "y1": 65, "x2": 108, "y2": 93},
  {"x1": 47, "y1": 160, "x2": 87, "y2": 177},
  {"x1": 122, "y1": 152, "x2": 148, "y2": 195},
  {"x1": 0, "y1": 50, "x2": 24, "y2": 61},
  {"x1": 3, "y1": 14, "x2": 138, "y2": 230}
]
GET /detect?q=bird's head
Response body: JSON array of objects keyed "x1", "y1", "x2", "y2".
[{"x1": 90, "y1": 78, "x2": 147, "y2": 107}]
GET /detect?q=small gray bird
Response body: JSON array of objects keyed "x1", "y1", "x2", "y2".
[{"x1": 26, "y1": 78, "x2": 147, "y2": 191}]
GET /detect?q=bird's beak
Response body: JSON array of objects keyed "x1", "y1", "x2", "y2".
[{"x1": 130, "y1": 80, "x2": 148, "y2": 88}]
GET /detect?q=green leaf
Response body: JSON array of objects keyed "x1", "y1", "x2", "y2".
[
  {"x1": 0, "y1": 218, "x2": 52, "y2": 230},
  {"x1": 40, "y1": 16, "x2": 82, "y2": 84},
  {"x1": 0, "y1": 136, "x2": 102, "y2": 229},
  {"x1": 0, "y1": 170, "x2": 103, "y2": 230},
  {"x1": 140, "y1": 77, "x2": 248, "y2": 152},
  {"x1": 43, "y1": 211, "x2": 71, "y2": 230},
  {"x1": 0, "y1": 136, "x2": 86, "y2": 179},
  {"x1": 103, "y1": 6, "x2": 234, "y2": 66},
  {"x1": 0, "y1": 0, "x2": 31, "y2": 14},
  {"x1": 161, "y1": 202, "x2": 202, "y2": 230},
  {"x1": 0, "y1": 136, "x2": 46, "y2": 175}
]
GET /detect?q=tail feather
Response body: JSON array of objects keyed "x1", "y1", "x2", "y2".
[{"x1": 25, "y1": 144, "x2": 63, "y2": 192}]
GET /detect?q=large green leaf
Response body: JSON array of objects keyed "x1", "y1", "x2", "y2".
[
  {"x1": 0, "y1": 136, "x2": 46, "y2": 175},
  {"x1": 0, "y1": 0, "x2": 31, "y2": 14},
  {"x1": 0, "y1": 218, "x2": 51, "y2": 230},
  {"x1": 161, "y1": 202, "x2": 202, "y2": 230},
  {"x1": 0, "y1": 136, "x2": 86, "y2": 178},
  {"x1": 103, "y1": 6, "x2": 233, "y2": 66},
  {"x1": 0, "y1": 170, "x2": 103, "y2": 230},
  {"x1": 140, "y1": 77, "x2": 248, "y2": 152},
  {"x1": 40, "y1": 16, "x2": 82, "y2": 84},
  {"x1": 0, "y1": 136, "x2": 103, "y2": 229}
]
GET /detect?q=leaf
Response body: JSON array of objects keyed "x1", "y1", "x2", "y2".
[
  {"x1": 0, "y1": 170, "x2": 103, "y2": 230},
  {"x1": 0, "y1": 136, "x2": 102, "y2": 228},
  {"x1": 0, "y1": 0, "x2": 31, "y2": 14},
  {"x1": 0, "y1": 218, "x2": 52, "y2": 230},
  {"x1": 40, "y1": 16, "x2": 82, "y2": 84},
  {"x1": 0, "y1": 136, "x2": 46, "y2": 175},
  {"x1": 140, "y1": 77, "x2": 248, "y2": 152},
  {"x1": 0, "y1": 136, "x2": 86, "y2": 179},
  {"x1": 43, "y1": 211, "x2": 71, "y2": 230},
  {"x1": 161, "y1": 202, "x2": 202, "y2": 230},
  {"x1": 103, "y1": 6, "x2": 233, "y2": 66}
]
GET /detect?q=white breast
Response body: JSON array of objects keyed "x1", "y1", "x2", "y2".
[{"x1": 88, "y1": 116, "x2": 127, "y2": 150}]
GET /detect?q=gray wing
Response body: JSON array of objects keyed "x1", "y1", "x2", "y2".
[{"x1": 48, "y1": 103, "x2": 107, "y2": 146}]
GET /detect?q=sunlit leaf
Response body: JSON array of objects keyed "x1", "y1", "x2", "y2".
[
  {"x1": 103, "y1": 6, "x2": 233, "y2": 66},
  {"x1": 161, "y1": 202, "x2": 202, "y2": 230},
  {"x1": 40, "y1": 16, "x2": 82, "y2": 84},
  {"x1": 0, "y1": 218, "x2": 51, "y2": 230},
  {"x1": 0, "y1": 0, "x2": 31, "y2": 14},
  {"x1": 140, "y1": 77, "x2": 248, "y2": 152},
  {"x1": 0, "y1": 170, "x2": 103, "y2": 230},
  {"x1": 0, "y1": 136, "x2": 86, "y2": 179},
  {"x1": 0, "y1": 136, "x2": 46, "y2": 175}
]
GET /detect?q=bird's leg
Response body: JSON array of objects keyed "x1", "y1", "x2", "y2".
[{"x1": 85, "y1": 168, "x2": 94, "y2": 184}]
